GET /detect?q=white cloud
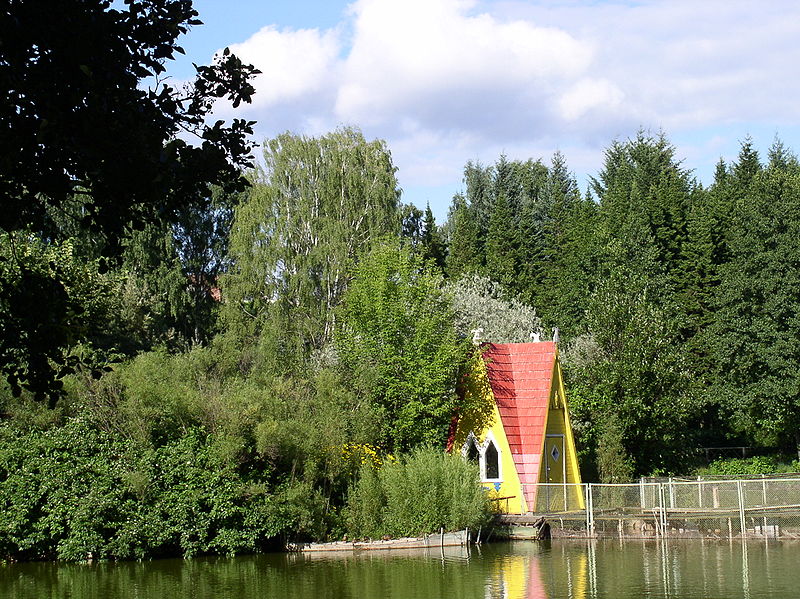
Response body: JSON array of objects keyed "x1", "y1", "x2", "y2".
[
  {"x1": 336, "y1": 0, "x2": 597, "y2": 136},
  {"x1": 218, "y1": 24, "x2": 343, "y2": 134},
  {"x1": 558, "y1": 78, "x2": 624, "y2": 122},
  {"x1": 212, "y1": 0, "x2": 800, "y2": 217},
  {"x1": 227, "y1": 25, "x2": 341, "y2": 108}
]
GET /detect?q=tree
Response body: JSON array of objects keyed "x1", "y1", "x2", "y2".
[
  {"x1": 710, "y1": 165, "x2": 800, "y2": 457},
  {"x1": 567, "y1": 132, "x2": 699, "y2": 475},
  {"x1": 484, "y1": 192, "x2": 517, "y2": 288},
  {"x1": 1, "y1": 0, "x2": 258, "y2": 239},
  {"x1": 446, "y1": 274, "x2": 542, "y2": 343},
  {"x1": 223, "y1": 128, "x2": 400, "y2": 355},
  {"x1": 420, "y1": 204, "x2": 446, "y2": 270},
  {"x1": 444, "y1": 194, "x2": 481, "y2": 278},
  {"x1": 536, "y1": 154, "x2": 598, "y2": 335},
  {"x1": 172, "y1": 186, "x2": 241, "y2": 344},
  {"x1": 336, "y1": 240, "x2": 466, "y2": 452},
  {"x1": 0, "y1": 235, "x2": 121, "y2": 405},
  {"x1": 1, "y1": 0, "x2": 259, "y2": 399}
]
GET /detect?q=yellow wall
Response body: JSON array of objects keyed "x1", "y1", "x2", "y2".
[
  {"x1": 538, "y1": 356, "x2": 584, "y2": 510},
  {"x1": 452, "y1": 356, "x2": 528, "y2": 514}
]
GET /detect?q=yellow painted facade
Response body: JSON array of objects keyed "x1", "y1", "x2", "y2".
[
  {"x1": 452, "y1": 346, "x2": 583, "y2": 514},
  {"x1": 537, "y1": 355, "x2": 584, "y2": 510}
]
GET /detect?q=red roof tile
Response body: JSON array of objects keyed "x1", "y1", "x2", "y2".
[{"x1": 482, "y1": 342, "x2": 556, "y2": 510}]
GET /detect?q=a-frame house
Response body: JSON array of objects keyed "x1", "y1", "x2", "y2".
[{"x1": 448, "y1": 341, "x2": 582, "y2": 514}]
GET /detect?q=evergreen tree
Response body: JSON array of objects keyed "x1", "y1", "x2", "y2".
[
  {"x1": 569, "y1": 131, "x2": 699, "y2": 474},
  {"x1": 767, "y1": 137, "x2": 799, "y2": 173},
  {"x1": 485, "y1": 192, "x2": 517, "y2": 289},
  {"x1": 445, "y1": 195, "x2": 481, "y2": 278},
  {"x1": 513, "y1": 159, "x2": 549, "y2": 302},
  {"x1": 710, "y1": 163, "x2": 800, "y2": 457},
  {"x1": 421, "y1": 204, "x2": 446, "y2": 270},
  {"x1": 463, "y1": 161, "x2": 494, "y2": 236},
  {"x1": 731, "y1": 136, "x2": 762, "y2": 190}
]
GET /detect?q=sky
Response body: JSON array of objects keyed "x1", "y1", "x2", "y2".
[{"x1": 168, "y1": 0, "x2": 800, "y2": 220}]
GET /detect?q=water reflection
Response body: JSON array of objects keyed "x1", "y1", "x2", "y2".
[
  {"x1": 484, "y1": 543, "x2": 585, "y2": 599},
  {"x1": 1, "y1": 539, "x2": 798, "y2": 598},
  {"x1": 481, "y1": 538, "x2": 795, "y2": 599}
]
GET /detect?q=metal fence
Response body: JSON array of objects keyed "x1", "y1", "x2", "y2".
[{"x1": 519, "y1": 477, "x2": 800, "y2": 539}]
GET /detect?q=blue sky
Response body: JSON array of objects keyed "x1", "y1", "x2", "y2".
[{"x1": 168, "y1": 0, "x2": 800, "y2": 221}]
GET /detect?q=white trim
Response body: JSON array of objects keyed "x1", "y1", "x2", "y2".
[
  {"x1": 480, "y1": 430, "x2": 503, "y2": 483},
  {"x1": 460, "y1": 430, "x2": 503, "y2": 483},
  {"x1": 461, "y1": 431, "x2": 480, "y2": 459}
]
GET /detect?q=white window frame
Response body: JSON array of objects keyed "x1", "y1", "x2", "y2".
[{"x1": 461, "y1": 430, "x2": 503, "y2": 483}]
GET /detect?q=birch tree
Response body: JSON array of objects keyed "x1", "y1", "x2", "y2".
[{"x1": 223, "y1": 128, "x2": 400, "y2": 353}]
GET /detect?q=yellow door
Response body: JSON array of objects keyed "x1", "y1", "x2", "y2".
[{"x1": 544, "y1": 434, "x2": 566, "y2": 511}]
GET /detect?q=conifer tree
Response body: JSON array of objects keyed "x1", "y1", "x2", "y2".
[
  {"x1": 710, "y1": 165, "x2": 800, "y2": 457},
  {"x1": 731, "y1": 136, "x2": 762, "y2": 190},
  {"x1": 445, "y1": 195, "x2": 481, "y2": 278},
  {"x1": 485, "y1": 192, "x2": 517, "y2": 289},
  {"x1": 421, "y1": 204, "x2": 446, "y2": 270}
]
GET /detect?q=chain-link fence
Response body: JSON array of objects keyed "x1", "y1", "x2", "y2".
[
  {"x1": 514, "y1": 477, "x2": 800, "y2": 539},
  {"x1": 642, "y1": 472, "x2": 800, "y2": 483}
]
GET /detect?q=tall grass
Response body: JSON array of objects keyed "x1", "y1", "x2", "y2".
[{"x1": 345, "y1": 446, "x2": 492, "y2": 539}]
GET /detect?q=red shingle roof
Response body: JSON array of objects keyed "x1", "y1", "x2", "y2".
[{"x1": 483, "y1": 342, "x2": 556, "y2": 510}]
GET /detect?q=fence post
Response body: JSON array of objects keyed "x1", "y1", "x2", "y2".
[
  {"x1": 698, "y1": 475, "x2": 703, "y2": 508},
  {"x1": 737, "y1": 480, "x2": 746, "y2": 537},
  {"x1": 668, "y1": 477, "x2": 675, "y2": 509},
  {"x1": 656, "y1": 484, "x2": 662, "y2": 536},
  {"x1": 640, "y1": 477, "x2": 645, "y2": 509},
  {"x1": 585, "y1": 484, "x2": 591, "y2": 536}
]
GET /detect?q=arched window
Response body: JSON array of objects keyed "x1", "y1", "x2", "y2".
[
  {"x1": 466, "y1": 439, "x2": 480, "y2": 463},
  {"x1": 484, "y1": 439, "x2": 500, "y2": 480}
]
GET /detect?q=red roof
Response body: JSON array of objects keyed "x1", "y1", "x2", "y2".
[{"x1": 483, "y1": 342, "x2": 556, "y2": 510}]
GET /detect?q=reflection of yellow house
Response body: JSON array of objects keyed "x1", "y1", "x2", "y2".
[
  {"x1": 448, "y1": 342, "x2": 582, "y2": 514},
  {"x1": 486, "y1": 548, "x2": 588, "y2": 599}
]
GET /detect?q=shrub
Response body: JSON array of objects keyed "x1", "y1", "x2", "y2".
[
  {"x1": 701, "y1": 455, "x2": 798, "y2": 476},
  {"x1": 0, "y1": 420, "x2": 309, "y2": 561},
  {"x1": 345, "y1": 446, "x2": 491, "y2": 539}
]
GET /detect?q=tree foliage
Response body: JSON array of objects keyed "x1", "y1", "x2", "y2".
[
  {"x1": 336, "y1": 240, "x2": 466, "y2": 452},
  {"x1": 710, "y1": 162, "x2": 800, "y2": 452},
  {"x1": 0, "y1": 0, "x2": 259, "y2": 399},
  {"x1": 223, "y1": 128, "x2": 400, "y2": 355},
  {"x1": 446, "y1": 274, "x2": 542, "y2": 343}
]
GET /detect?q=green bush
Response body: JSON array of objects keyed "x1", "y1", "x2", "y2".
[
  {"x1": 345, "y1": 447, "x2": 491, "y2": 539},
  {"x1": 0, "y1": 419, "x2": 318, "y2": 561},
  {"x1": 700, "y1": 455, "x2": 799, "y2": 476}
]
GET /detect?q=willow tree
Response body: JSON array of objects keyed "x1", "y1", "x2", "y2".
[{"x1": 223, "y1": 128, "x2": 400, "y2": 356}]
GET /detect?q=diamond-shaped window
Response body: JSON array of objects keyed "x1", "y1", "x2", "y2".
[{"x1": 551, "y1": 445, "x2": 560, "y2": 461}]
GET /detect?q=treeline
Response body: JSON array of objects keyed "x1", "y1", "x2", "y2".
[
  {"x1": 0, "y1": 128, "x2": 492, "y2": 560},
  {"x1": 3, "y1": 126, "x2": 800, "y2": 560},
  {"x1": 444, "y1": 133, "x2": 800, "y2": 479}
]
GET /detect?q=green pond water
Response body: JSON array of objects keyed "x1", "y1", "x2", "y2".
[{"x1": 2, "y1": 539, "x2": 798, "y2": 599}]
